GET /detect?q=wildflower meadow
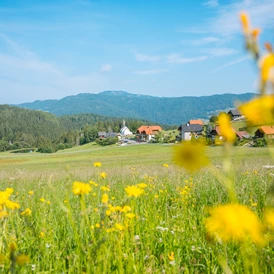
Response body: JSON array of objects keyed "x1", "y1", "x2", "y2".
[{"x1": 0, "y1": 12, "x2": 274, "y2": 274}]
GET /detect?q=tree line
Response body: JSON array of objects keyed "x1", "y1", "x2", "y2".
[{"x1": 0, "y1": 105, "x2": 176, "y2": 153}]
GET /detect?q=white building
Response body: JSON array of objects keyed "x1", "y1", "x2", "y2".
[{"x1": 120, "y1": 120, "x2": 132, "y2": 136}]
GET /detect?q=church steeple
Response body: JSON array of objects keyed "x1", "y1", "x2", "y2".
[{"x1": 123, "y1": 119, "x2": 126, "y2": 127}]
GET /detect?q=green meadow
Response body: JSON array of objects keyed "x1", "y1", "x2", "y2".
[{"x1": 1, "y1": 144, "x2": 274, "y2": 273}]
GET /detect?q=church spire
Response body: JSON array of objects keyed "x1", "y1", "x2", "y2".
[{"x1": 123, "y1": 119, "x2": 125, "y2": 127}]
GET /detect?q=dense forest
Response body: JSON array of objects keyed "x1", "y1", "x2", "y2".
[
  {"x1": 18, "y1": 90, "x2": 255, "y2": 124},
  {"x1": 0, "y1": 105, "x2": 174, "y2": 153}
]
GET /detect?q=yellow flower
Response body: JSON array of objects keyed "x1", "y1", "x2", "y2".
[
  {"x1": 101, "y1": 186, "x2": 110, "y2": 191},
  {"x1": 100, "y1": 172, "x2": 107, "y2": 179},
  {"x1": 260, "y1": 53, "x2": 274, "y2": 83},
  {"x1": 239, "y1": 12, "x2": 249, "y2": 33},
  {"x1": 126, "y1": 213, "x2": 135, "y2": 219},
  {"x1": 72, "y1": 181, "x2": 91, "y2": 195},
  {"x1": 205, "y1": 203, "x2": 264, "y2": 245},
  {"x1": 28, "y1": 190, "x2": 34, "y2": 195},
  {"x1": 39, "y1": 232, "x2": 45, "y2": 238},
  {"x1": 40, "y1": 198, "x2": 45, "y2": 203},
  {"x1": 5, "y1": 200, "x2": 20, "y2": 210},
  {"x1": 163, "y1": 163, "x2": 169, "y2": 168},
  {"x1": 47, "y1": 201, "x2": 51, "y2": 205},
  {"x1": 0, "y1": 210, "x2": 8, "y2": 218},
  {"x1": 94, "y1": 162, "x2": 102, "y2": 167},
  {"x1": 124, "y1": 185, "x2": 144, "y2": 197},
  {"x1": 168, "y1": 251, "x2": 175, "y2": 261},
  {"x1": 89, "y1": 180, "x2": 98, "y2": 187},
  {"x1": 102, "y1": 193, "x2": 109, "y2": 204},
  {"x1": 137, "y1": 183, "x2": 147, "y2": 189},
  {"x1": 21, "y1": 208, "x2": 32, "y2": 216},
  {"x1": 173, "y1": 141, "x2": 209, "y2": 172},
  {"x1": 106, "y1": 228, "x2": 115, "y2": 233},
  {"x1": 106, "y1": 210, "x2": 111, "y2": 216},
  {"x1": 115, "y1": 223, "x2": 124, "y2": 231},
  {"x1": 121, "y1": 205, "x2": 131, "y2": 212},
  {"x1": 264, "y1": 209, "x2": 274, "y2": 229},
  {"x1": 16, "y1": 255, "x2": 30, "y2": 265},
  {"x1": 239, "y1": 95, "x2": 274, "y2": 126},
  {"x1": 95, "y1": 223, "x2": 100, "y2": 228},
  {"x1": 218, "y1": 113, "x2": 236, "y2": 143}
]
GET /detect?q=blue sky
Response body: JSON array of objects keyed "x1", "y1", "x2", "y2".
[{"x1": 0, "y1": 0, "x2": 273, "y2": 103}]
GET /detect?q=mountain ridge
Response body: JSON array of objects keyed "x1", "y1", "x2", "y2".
[{"x1": 16, "y1": 91, "x2": 255, "y2": 125}]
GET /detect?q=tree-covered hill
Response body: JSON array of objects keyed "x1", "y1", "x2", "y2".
[
  {"x1": 17, "y1": 91, "x2": 255, "y2": 125},
  {"x1": 0, "y1": 105, "x2": 169, "y2": 152}
]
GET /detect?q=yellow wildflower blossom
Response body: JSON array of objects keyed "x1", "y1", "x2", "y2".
[
  {"x1": 115, "y1": 223, "x2": 124, "y2": 231},
  {"x1": 163, "y1": 163, "x2": 169, "y2": 168},
  {"x1": 0, "y1": 210, "x2": 8, "y2": 218},
  {"x1": 102, "y1": 193, "x2": 109, "y2": 204},
  {"x1": 89, "y1": 181, "x2": 98, "y2": 187},
  {"x1": 124, "y1": 185, "x2": 144, "y2": 197},
  {"x1": 101, "y1": 186, "x2": 110, "y2": 191},
  {"x1": 239, "y1": 12, "x2": 249, "y2": 33},
  {"x1": 264, "y1": 209, "x2": 274, "y2": 229},
  {"x1": 39, "y1": 232, "x2": 45, "y2": 238},
  {"x1": 137, "y1": 183, "x2": 147, "y2": 189},
  {"x1": 260, "y1": 53, "x2": 274, "y2": 83},
  {"x1": 218, "y1": 113, "x2": 236, "y2": 143},
  {"x1": 106, "y1": 210, "x2": 111, "y2": 216},
  {"x1": 239, "y1": 95, "x2": 274, "y2": 126},
  {"x1": 126, "y1": 213, "x2": 135, "y2": 219},
  {"x1": 94, "y1": 162, "x2": 102, "y2": 167},
  {"x1": 205, "y1": 203, "x2": 264, "y2": 245},
  {"x1": 100, "y1": 172, "x2": 107, "y2": 179},
  {"x1": 72, "y1": 182, "x2": 91, "y2": 196},
  {"x1": 168, "y1": 252, "x2": 175, "y2": 261},
  {"x1": 40, "y1": 198, "x2": 45, "y2": 203},
  {"x1": 5, "y1": 200, "x2": 20, "y2": 210},
  {"x1": 21, "y1": 208, "x2": 32, "y2": 216},
  {"x1": 28, "y1": 190, "x2": 34, "y2": 195},
  {"x1": 95, "y1": 223, "x2": 100, "y2": 228},
  {"x1": 173, "y1": 141, "x2": 209, "y2": 172},
  {"x1": 121, "y1": 205, "x2": 131, "y2": 212}
]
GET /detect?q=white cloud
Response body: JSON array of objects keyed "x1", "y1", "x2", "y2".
[
  {"x1": 133, "y1": 69, "x2": 167, "y2": 75},
  {"x1": 203, "y1": 0, "x2": 219, "y2": 8},
  {"x1": 207, "y1": 47, "x2": 238, "y2": 57},
  {"x1": 134, "y1": 52, "x2": 161, "y2": 62},
  {"x1": 0, "y1": 35, "x2": 110, "y2": 103},
  {"x1": 212, "y1": 56, "x2": 249, "y2": 72},
  {"x1": 190, "y1": 36, "x2": 221, "y2": 46},
  {"x1": 100, "y1": 64, "x2": 112, "y2": 72},
  {"x1": 167, "y1": 54, "x2": 208, "y2": 64},
  {"x1": 180, "y1": 0, "x2": 274, "y2": 37}
]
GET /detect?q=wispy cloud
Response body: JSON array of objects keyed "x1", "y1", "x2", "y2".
[
  {"x1": 180, "y1": 0, "x2": 274, "y2": 37},
  {"x1": 0, "y1": 35, "x2": 110, "y2": 103},
  {"x1": 203, "y1": 0, "x2": 219, "y2": 8},
  {"x1": 167, "y1": 54, "x2": 208, "y2": 64},
  {"x1": 100, "y1": 64, "x2": 112, "y2": 72},
  {"x1": 133, "y1": 69, "x2": 167, "y2": 75},
  {"x1": 188, "y1": 36, "x2": 221, "y2": 46},
  {"x1": 134, "y1": 52, "x2": 161, "y2": 62},
  {"x1": 212, "y1": 56, "x2": 249, "y2": 72},
  {"x1": 207, "y1": 47, "x2": 238, "y2": 57}
]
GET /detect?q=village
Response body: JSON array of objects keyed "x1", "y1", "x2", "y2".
[{"x1": 97, "y1": 110, "x2": 271, "y2": 147}]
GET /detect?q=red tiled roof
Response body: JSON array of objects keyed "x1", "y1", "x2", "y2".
[
  {"x1": 260, "y1": 126, "x2": 274, "y2": 135},
  {"x1": 189, "y1": 119, "x2": 204, "y2": 126},
  {"x1": 137, "y1": 126, "x2": 162, "y2": 135}
]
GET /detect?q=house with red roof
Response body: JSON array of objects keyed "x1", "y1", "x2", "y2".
[
  {"x1": 188, "y1": 119, "x2": 204, "y2": 126},
  {"x1": 255, "y1": 126, "x2": 274, "y2": 139},
  {"x1": 136, "y1": 126, "x2": 162, "y2": 142}
]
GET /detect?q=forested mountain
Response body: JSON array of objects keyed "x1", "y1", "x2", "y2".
[
  {"x1": 17, "y1": 91, "x2": 255, "y2": 125},
  {"x1": 0, "y1": 105, "x2": 169, "y2": 152}
]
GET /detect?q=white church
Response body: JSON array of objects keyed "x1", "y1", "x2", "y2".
[{"x1": 120, "y1": 120, "x2": 132, "y2": 136}]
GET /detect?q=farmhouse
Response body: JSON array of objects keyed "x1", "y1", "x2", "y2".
[
  {"x1": 136, "y1": 126, "x2": 162, "y2": 142},
  {"x1": 178, "y1": 124, "x2": 203, "y2": 141},
  {"x1": 255, "y1": 126, "x2": 274, "y2": 139},
  {"x1": 188, "y1": 119, "x2": 204, "y2": 126},
  {"x1": 228, "y1": 109, "x2": 242, "y2": 120}
]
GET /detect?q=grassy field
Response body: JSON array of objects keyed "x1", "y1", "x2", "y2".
[{"x1": 1, "y1": 143, "x2": 274, "y2": 273}]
